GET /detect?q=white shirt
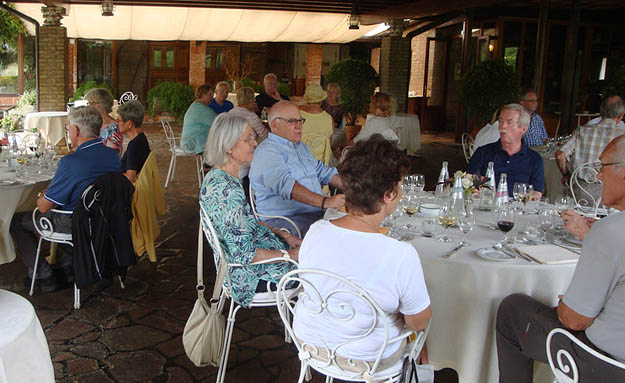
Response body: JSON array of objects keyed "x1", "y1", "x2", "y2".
[
  {"x1": 293, "y1": 220, "x2": 430, "y2": 360},
  {"x1": 586, "y1": 117, "x2": 625, "y2": 129},
  {"x1": 354, "y1": 115, "x2": 399, "y2": 143},
  {"x1": 473, "y1": 121, "x2": 500, "y2": 154}
]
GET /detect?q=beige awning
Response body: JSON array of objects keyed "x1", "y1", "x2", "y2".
[{"x1": 15, "y1": 4, "x2": 379, "y2": 43}]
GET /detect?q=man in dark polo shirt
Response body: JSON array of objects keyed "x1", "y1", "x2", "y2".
[
  {"x1": 10, "y1": 106, "x2": 121, "y2": 292},
  {"x1": 467, "y1": 103, "x2": 544, "y2": 198},
  {"x1": 255, "y1": 73, "x2": 290, "y2": 116}
]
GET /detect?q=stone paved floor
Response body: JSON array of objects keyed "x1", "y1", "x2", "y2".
[{"x1": 0, "y1": 123, "x2": 462, "y2": 382}]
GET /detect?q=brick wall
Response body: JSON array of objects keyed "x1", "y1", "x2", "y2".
[
  {"x1": 305, "y1": 44, "x2": 323, "y2": 86},
  {"x1": 39, "y1": 26, "x2": 67, "y2": 111},
  {"x1": 380, "y1": 36, "x2": 411, "y2": 113},
  {"x1": 408, "y1": 31, "x2": 436, "y2": 97},
  {"x1": 189, "y1": 41, "x2": 206, "y2": 91},
  {"x1": 370, "y1": 47, "x2": 380, "y2": 73}
]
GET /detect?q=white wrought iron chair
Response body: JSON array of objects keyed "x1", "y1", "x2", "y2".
[
  {"x1": 119, "y1": 91, "x2": 138, "y2": 104},
  {"x1": 276, "y1": 268, "x2": 430, "y2": 383},
  {"x1": 30, "y1": 185, "x2": 125, "y2": 309},
  {"x1": 461, "y1": 132, "x2": 474, "y2": 163},
  {"x1": 248, "y1": 184, "x2": 302, "y2": 238},
  {"x1": 198, "y1": 205, "x2": 299, "y2": 383},
  {"x1": 569, "y1": 161, "x2": 604, "y2": 217},
  {"x1": 161, "y1": 117, "x2": 204, "y2": 188},
  {"x1": 546, "y1": 328, "x2": 625, "y2": 383}
]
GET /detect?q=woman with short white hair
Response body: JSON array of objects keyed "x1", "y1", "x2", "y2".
[{"x1": 199, "y1": 113, "x2": 301, "y2": 307}]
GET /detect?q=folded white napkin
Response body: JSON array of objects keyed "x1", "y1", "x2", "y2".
[{"x1": 516, "y1": 244, "x2": 579, "y2": 264}]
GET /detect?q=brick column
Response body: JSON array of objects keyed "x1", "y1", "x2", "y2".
[
  {"x1": 379, "y1": 22, "x2": 411, "y2": 113},
  {"x1": 305, "y1": 44, "x2": 322, "y2": 87},
  {"x1": 39, "y1": 6, "x2": 67, "y2": 111},
  {"x1": 189, "y1": 41, "x2": 206, "y2": 90}
]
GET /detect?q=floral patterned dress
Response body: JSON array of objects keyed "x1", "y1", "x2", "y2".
[
  {"x1": 100, "y1": 122, "x2": 123, "y2": 153},
  {"x1": 199, "y1": 168, "x2": 296, "y2": 307}
]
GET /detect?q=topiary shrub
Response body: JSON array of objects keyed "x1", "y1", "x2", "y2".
[
  {"x1": 70, "y1": 80, "x2": 116, "y2": 102},
  {"x1": 326, "y1": 59, "x2": 379, "y2": 125},
  {"x1": 146, "y1": 81, "x2": 195, "y2": 121},
  {"x1": 460, "y1": 59, "x2": 520, "y2": 125}
]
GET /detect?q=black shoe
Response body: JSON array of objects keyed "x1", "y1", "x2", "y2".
[{"x1": 23, "y1": 275, "x2": 62, "y2": 293}]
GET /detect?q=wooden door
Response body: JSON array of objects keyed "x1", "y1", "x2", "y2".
[{"x1": 148, "y1": 42, "x2": 189, "y2": 89}]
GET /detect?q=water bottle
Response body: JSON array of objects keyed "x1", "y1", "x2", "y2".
[
  {"x1": 435, "y1": 161, "x2": 449, "y2": 199},
  {"x1": 261, "y1": 107, "x2": 268, "y2": 123},
  {"x1": 450, "y1": 171, "x2": 465, "y2": 218},
  {"x1": 494, "y1": 173, "x2": 509, "y2": 210},
  {"x1": 479, "y1": 162, "x2": 496, "y2": 211},
  {"x1": 8, "y1": 135, "x2": 18, "y2": 172}
]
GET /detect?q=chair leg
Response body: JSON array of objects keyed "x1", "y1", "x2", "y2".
[
  {"x1": 74, "y1": 284, "x2": 80, "y2": 309},
  {"x1": 297, "y1": 362, "x2": 308, "y2": 383},
  {"x1": 171, "y1": 155, "x2": 177, "y2": 183},
  {"x1": 325, "y1": 375, "x2": 333, "y2": 383},
  {"x1": 118, "y1": 276, "x2": 125, "y2": 289},
  {"x1": 29, "y1": 237, "x2": 44, "y2": 296},
  {"x1": 216, "y1": 300, "x2": 241, "y2": 383},
  {"x1": 284, "y1": 306, "x2": 292, "y2": 343},
  {"x1": 165, "y1": 154, "x2": 175, "y2": 188},
  {"x1": 305, "y1": 366, "x2": 312, "y2": 381}
]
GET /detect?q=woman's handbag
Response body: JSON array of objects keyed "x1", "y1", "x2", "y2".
[{"x1": 182, "y1": 224, "x2": 227, "y2": 367}]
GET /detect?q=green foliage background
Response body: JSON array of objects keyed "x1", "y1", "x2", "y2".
[
  {"x1": 147, "y1": 81, "x2": 195, "y2": 120},
  {"x1": 0, "y1": 7, "x2": 26, "y2": 46},
  {"x1": 71, "y1": 81, "x2": 116, "y2": 102},
  {"x1": 326, "y1": 59, "x2": 379, "y2": 125}
]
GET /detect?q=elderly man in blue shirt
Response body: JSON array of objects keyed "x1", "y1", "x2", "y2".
[
  {"x1": 250, "y1": 101, "x2": 344, "y2": 236},
  {"x1": 468, "y1": 103, "x2": 544, "y2": 198},
  {"x1": 519, "y1": 88, "x2": 549, "y2": 147}
]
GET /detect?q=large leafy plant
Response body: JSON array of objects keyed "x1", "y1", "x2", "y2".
[
  {"x1": 147, "y1": 81, "x2": 194, "y2": 120},
  {"x1": 326, "y1": 59, "x2": 378, "y2": 125},
  {"x1": 460, "y1": 59, "x2": 519, "y2": 125},
  {"x1": 70, "y1": 80, "x2": 116, "y2": 102}
]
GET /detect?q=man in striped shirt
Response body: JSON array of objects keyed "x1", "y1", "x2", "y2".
[
  {"x1": 519, "y1": 89, "x2": 549, "y2": 147},
  {"x1": 556, "y1": 95, "x2": 625, "y2": 203}
]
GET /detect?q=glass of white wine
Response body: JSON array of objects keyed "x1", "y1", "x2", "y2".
[
  {"x1": 438, "y1": 203, "x2": 456, "y2": 243},
  {"x1": 401, "y1": 192, "x2": 419, "y2": 228}
]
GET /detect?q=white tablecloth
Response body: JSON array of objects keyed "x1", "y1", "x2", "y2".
[
  {"x1": 0, "y1": 166, "x2": 53, "y2": 265},
  {"x1": 23, "y1": 111, "x2": 68, "y2": 147},
  {"x1": 0, "y1": 289, "x2": 54, "y2": 382},
  {"x1": 325, "y1": 205, "x2": 575, "y2": 383},
  {"x1": 394, "y1": 113, "x2": 421, "y2": 154}
]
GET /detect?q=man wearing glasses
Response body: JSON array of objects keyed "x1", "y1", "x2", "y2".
[
  {"x1": 10, "y1": 106, "x2": 121, "y2": 292},
  {"x1": 519, "y1": 89, "x2": 548, "y2": 147},
  {"x1": 250, "y1": 101, "x2": 344, "y2": 236},
  {"x1": 496, "y1": 134, "x2": 625, "y2": 382}
]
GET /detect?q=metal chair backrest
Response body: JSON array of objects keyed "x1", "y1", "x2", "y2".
[
  {"x1": 570, "y1": 161, "x2": 602, "y2": 216},
  {"x1": 199, "y1": 203, "x2": 233, "y2": 295},
  {"x1": 547, "y1": 328, "x2": 625, "y2": 383},
  {"x1": 248, "y1": 183, "x2": 302, "y2": 238},
  {"x1": 161, "y1": 117, "x2": 176, "y2": 151},
  {"x1": 119, "y1": 91, "x2": 138, "y2": 104},
  {"x1": 276, "y1": 268, "x2": 428, "y2": 380},
  {"x1": 462, "y1": 133, "x2": 474, "y2": 163}
]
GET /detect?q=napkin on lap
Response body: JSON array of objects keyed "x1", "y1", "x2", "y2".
[{"x1": 516, "y1": 244, "x2": 579, "y2": 264}]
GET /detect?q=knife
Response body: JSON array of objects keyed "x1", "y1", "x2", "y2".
[
  {"x1": 507, "y1": 245, "x2": 543, "y2": 263},
  {"x1": 443, "y1": 243, "x2": 464, "y2": 258}
]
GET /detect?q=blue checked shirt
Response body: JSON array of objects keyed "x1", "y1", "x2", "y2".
[{"x1": 523, "y1": 113, "x2": 548, "y2": 147}]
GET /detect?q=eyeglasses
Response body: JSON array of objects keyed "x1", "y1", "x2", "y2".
[
  {"x1": 592, "y1": 161, "x2": 623, "y2": 172},
  {"x1": 275, "y1": 117, "x2": 306, "y2": 125}
]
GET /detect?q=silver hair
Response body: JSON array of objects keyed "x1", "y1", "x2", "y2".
[
  {"x1": 84, "y1": 88, "x2": 115, "y2": 113},
  {"x1": 327, "y1": 82, "x2": 341, "y2": 95},
  {"x1": 501, "y1": 103, "x2": 530, "y2": 128},
  {"x1": 203, "y1": 113, "x2": 250, "y2": 167},
  {"x1": 68, "y1": 106, "x2": 102, "y2": 138},
  {"x1": 215, "y1": 81, "x2": 230, "y2": 92},
  {"x1": 236, "y1": 86, "x2": 255, "y2": 106},
  {"x1": 263, "y1": 73, "x2": 278, "y2": 83},
  {"x1": 267, "y1": 100, "x2": 292, "y2": 126},
  {"x1": 117, "y1": 100, "x2": 145, "y2": 128},
  {"x1": 600, "y1": 96, "x2": 625, "y2": 119}
]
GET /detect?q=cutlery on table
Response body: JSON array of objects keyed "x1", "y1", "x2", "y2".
[
  {"x1": 492, "y1": 243, "x2": 517, "y2": 259},
  {"x1": 443, "y1": 243, "x2": 464, "y2": 258},
  {"x1": 504, "y1": 243, "x2": 542, "y2": 263}
]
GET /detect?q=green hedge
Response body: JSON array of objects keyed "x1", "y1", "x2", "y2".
[{"x1": 147, "y1": 81, "x2": 195, "y2": 121}]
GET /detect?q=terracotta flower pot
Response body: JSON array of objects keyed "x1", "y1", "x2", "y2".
[{"x1": 345, "y1": 124, "x2": 362, "y2": 141}]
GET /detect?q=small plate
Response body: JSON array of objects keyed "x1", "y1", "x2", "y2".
[{"x1": 475, "y1": 247, "x2": 514, "y2": 261}]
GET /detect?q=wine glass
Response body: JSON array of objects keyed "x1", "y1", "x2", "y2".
[
  {"x1": 520, "y1": 184, "x2": 534, "y2": 214},
  {"x1": 401, "y1": 192, "x2": 419, "y2": 228},
  {"x1": 512, "y1": 182, "x2": 528, "y2": 212},
  {"x1": 539, "y1": 208, "x2": 556, "y2": 243},
  {"x1": 457, "y1": 215, "x2": 474, "y2": 246},
  {"x1": 496, "y1": 208, "x2": 516, "y2": 244},
  {"x1": 555, "y1": 194, "x2": 573, "y2": 216},
  {"x1": 412, "y1": 174, "x2": 425, "y2": 193},
  {"x1": 438, "y1": 202, "x2": 456, "y2": 243}
]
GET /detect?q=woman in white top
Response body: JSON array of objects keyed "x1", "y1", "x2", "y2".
[
  {"x1": 293, "y1": 134, "x2": 431, "y2": 361},
  {"x1": 352, "y1": 92, "x2": 399, "y2": 144}
]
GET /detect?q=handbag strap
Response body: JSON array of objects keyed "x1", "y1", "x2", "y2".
[{"x1": 197, "y1": 220, "x2": 227, "y2": 306}]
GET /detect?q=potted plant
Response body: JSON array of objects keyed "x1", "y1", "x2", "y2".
[
  {"x1": 326, "y1": 59, "x2": 379, "y2": 139},
  {"x1": 146, "y1": 81, "x2": 195, "y2": 121},
  {"x1": 460, "y1": 59, "x2": 519, "y2": 128}
]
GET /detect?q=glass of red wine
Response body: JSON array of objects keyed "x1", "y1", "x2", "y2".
[{"x1": 497, "y1": 208, "x2": 516, "y2": 244}]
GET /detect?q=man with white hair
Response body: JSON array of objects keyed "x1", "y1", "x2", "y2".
[
  {"x1": 209, "y1": 81, "x2": 234, "y2": 115},
  {"x1": 467, "y1": 103, "x2": 545, "y2": 198},
  {"x1": 519, "y1": 88, "x2": 549, "y2": 147},
  {"x1": 255, "y1": 73, "x2": 290, "y2": 115},
  {"x1": 250, "y1": 101, "x2": 344, "y2": 236},
  {"x1": 496, "y1": 134, "x2": 625, "y2": 382}
]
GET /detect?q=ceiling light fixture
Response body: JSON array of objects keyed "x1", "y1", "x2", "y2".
[
  {"x1": 101, "y1": 0, "x2": 114, "y2": 16},
  {"x1": 348, "y1": 1, "x2": 360, "y2": 30}
]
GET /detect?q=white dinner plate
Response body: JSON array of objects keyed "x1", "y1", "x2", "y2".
[{"x1": 475, "y1": 247, "x2": 514, "y2": 262}]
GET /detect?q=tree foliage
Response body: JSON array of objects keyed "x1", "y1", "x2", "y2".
[
  {"x1": 0, "y1": 7, "x2": 27, "y2": 46},
  {"x1": 147, "y1": 81, "x2": 195, "y2": 120},
  {"x1": 460, "y1": 59, "x2": 520, "y2": 125},
  {"x1": 71, "y1": 80, "x2": 117, "y2": 102},
  {"x1": 326, "y1": 59, "x2": 379, "y2": 125}
]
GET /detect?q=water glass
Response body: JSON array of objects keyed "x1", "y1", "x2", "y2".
[
  {"x1": 457, "y1": 216, "x2": 474, "y2": 245},
  {"x1": 421, "y1": 218, "x2": 440, "y2": 238}
]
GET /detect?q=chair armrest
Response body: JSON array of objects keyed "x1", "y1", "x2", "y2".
[
  {"x1": 229, "y1": 257, "x2": 299, "y2": 268},
  {"x1": 254, "y1": 213, "x2": 302, "y2": 238},
  {"x1": 50, "y1": 209, "x2": 73, "y2": 215}
]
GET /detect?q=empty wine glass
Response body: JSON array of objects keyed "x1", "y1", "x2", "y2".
[
  {"x1": 496, "y1": 208, "x2": 516, "y2": 244},
  {"x1": 412, "y1": 174, "x2": 425, "y2": 193},
  {"x1": 438, "y1": 202, "x2": 456, "y2": 243},
  {"x1": 457, "y1": 215, "x2": 474, "y2": 245},
  {"x1": 539, "y1": 208, "x2": 556, "y2": 243}
]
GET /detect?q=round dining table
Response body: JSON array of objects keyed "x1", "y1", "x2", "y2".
[
  {"x1": 326, "y1": 201, "x2": 577, "y2": 383},
  {"x1": 0, "y1": 289, "x2": 55, "y2": 382},
  {"x1": 23, "y1": 111, "x2": 69, "y2": 147},
  {"x1": 0, "y1": 163, "x2": 54, "y2": 265}
]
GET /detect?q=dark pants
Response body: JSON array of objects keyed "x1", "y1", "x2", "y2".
[
  {"x1": 263, "y1": 211, "x2": 323, "y2": 238},
  {"x1": 496, "y1": 293, "x2": 624, "y2": 383},
  {"x1": 10, "y1": 211, "x2": 72, "y2": 279}
]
